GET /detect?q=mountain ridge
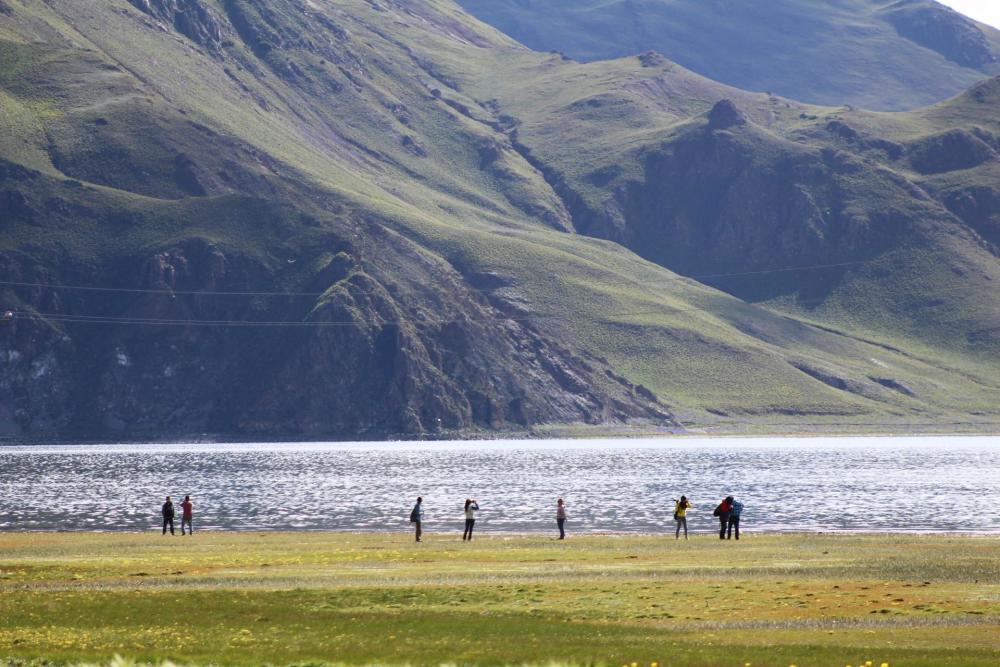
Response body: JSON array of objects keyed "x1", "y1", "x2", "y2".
[
  {"x1": 456, "y1": 0, "x2": 1000, "y2": 111},
  {"x1": 1, "y1": 0, "x2": 998, "y2": 440}
]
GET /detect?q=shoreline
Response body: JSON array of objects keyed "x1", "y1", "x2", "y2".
[
  {"x1": 2, "y1": 423, "x2": 1000, "y2": 447},
  {"x1": 3, "y1": 431, "x2": 1000, "y2": 450},
  {"x1": 4, "y1": 528, "x2": 1000, "y2": 537}
]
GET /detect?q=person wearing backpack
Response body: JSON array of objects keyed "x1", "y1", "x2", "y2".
[
  {"x1": 727, "y1": 497, "x2": 744, "y2": 540},
  {"x1": 713, "y1": 496, "x2": 732, "y2": 540},
  {"x1": 410, "y1": 496, "x2": 424, "y2": 542}
]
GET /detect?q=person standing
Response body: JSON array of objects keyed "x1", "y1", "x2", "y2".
[
  {"x1": 410, "y1": 496, "x2": 424, "y2": 542},
  {"x1": 161, "y1": 496, "x2": 175, "y2": 535},
  {"x1": 727, "y1": 496, "x2": 743, "y2": 540},
  {"x1": 674, "y1": 496, "x2": 691, "y2": 540},
  {"x1": 462, "y1": 498, "x2": 480, "y2": 541},
  {"x1": 180, "y1": 495, "x2": 194, "y2": 536},
  {"x1": 714, "y1": 496, "x2": 733, "y2": 540},
  {"x1": 556, "y1": 498, "x2": 567, "y2": 539}
]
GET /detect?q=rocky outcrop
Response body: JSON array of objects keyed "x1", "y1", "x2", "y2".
[
  {"x1": 0, "y1": 227, "x2": 673, "y2": 439},
  {"x1": 575, "y1": 113, "x2": 910, "y2": 293},
  {"x1": 938, "y1": 184, "x2": 1000, "y2": 250},
  {"x1": 883, "y1": 0, "x2": 996, "y2": 69},
  {"x1": 707, "y1": 99, "x2": 748, "y2": 129},
  {"x1": 127, "y1": 0, "x2": 225, "y2": 53},
  {"x1": 908, "y1": 128, "x2": 997, "y2": 174}
]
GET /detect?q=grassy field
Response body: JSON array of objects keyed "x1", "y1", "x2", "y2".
[{"x1": 1, "y1": 532, "x2": 998, "y2": 666}]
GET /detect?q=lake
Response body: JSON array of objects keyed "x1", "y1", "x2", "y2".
[{"x1": 1, "y1": 436, "x2": 997, "y2": 534}]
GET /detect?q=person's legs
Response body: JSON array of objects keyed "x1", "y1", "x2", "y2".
[
  {"x1": 162, "y1": 517, "x2": 168, "y2": 535},
  {"x1": 468, "y1": 519, "x2": 475, "y2": 541},
  {"x1": 682, "y1": 517, "x2": 688, "y2": 539},
  {"x1": 719, "y1": 518, "x2": 727, "y2": 540},
  {"x1": 726, "y1": 517, "x2": 732, "y2": 539},
  {"x1": 557, "y1": 518, "x2": 565, "y2": 539},
  {"x1": 415, "y1": 521, "x2": 422, "y2": 542},
  {"x1": 732, "y1": 516, "x2": 740, "y2": 540},
  {"x1": 182, "y1": 517, "x2": 192, "y2": 535},
  {"x1": 168, "y1": 517, "x2": 175, "y2": 535},
  {"x1": 675, "y1": 518, "x2": 681, "y2": 539}
]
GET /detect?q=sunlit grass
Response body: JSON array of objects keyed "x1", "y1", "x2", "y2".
[{"x1": 1, "y1": 532, "x2": 998, "y2": 666}]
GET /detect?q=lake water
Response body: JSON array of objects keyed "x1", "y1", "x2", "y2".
[{"x1": 1, "y1": 436, "x2": 997, "y2": 534}]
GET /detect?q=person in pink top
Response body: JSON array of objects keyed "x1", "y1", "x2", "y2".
[{"x1": 180, "y1": 495, "x2": 194, "y2": 535}]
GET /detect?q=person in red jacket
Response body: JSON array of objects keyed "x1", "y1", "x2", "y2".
[
  {"x1": 180, "y1": 495, "x2": 194, "y2": 535},
  {"x1": 714, "y1": 496, "x2": 733, "y2": 540}
]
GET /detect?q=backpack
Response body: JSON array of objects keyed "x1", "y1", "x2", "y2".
[
  {"x1": 409, "y1": 507, "x2": 419, "y2": 523},
  {"x1": 713, "y1": 503, "x2": 722, "y2": 517}
]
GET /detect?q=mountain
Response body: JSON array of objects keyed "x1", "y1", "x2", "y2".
[
  {"x1": 456, "y1": 0, "x2": 1000, "y2": 111},
  {"x1": 0, "y1": 0, "x2": 998, "y2": 440}
]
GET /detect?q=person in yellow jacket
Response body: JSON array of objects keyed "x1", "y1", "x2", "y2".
[{"x1": 674, "y1": 496, "x2": 692, "y2": 540}]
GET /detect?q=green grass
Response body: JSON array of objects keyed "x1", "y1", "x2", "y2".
[{"x1": 1, "y1": 532, "x2": 999, "y2": 666}]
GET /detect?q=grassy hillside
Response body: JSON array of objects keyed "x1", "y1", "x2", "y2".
[
  {"x1": 426, "y1": 40, "x2": 1000, "y2": 405},
  {"x1": 0, "y1": 0, "x2": 998, "y2": 438},
  {"x1": 457, "y1": 0, "x2": 1000, "y2": 111},
  {"x1": 2, "y1": 532, "x2": 999, "y2": 666}
]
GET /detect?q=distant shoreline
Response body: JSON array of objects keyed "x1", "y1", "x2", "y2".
[{"x1": 3, "y1": 426, "x2": 1000, "y2": 447}]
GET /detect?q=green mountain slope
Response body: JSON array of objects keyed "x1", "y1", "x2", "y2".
[
  {"x1": 1, "y1": 0, "x2": 998, "y2": 440},
  {"x1": 456, "y1": 0, "x2": 1000, "y2": 111}
]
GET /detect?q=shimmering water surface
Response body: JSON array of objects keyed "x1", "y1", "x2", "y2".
[{"x1": 1, "y1": 436, "x2": 997, "y2": 533}]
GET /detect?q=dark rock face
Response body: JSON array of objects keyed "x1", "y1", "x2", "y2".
[
  {"x1": 707, "y1": 99, "x2": 748, "y2": 129},
  {"x1": 883, "y1": 0, "x2": 996, "y2": 69},
  {"x1": 0, "y1": 226, "x2": 673, "y2": 439},
  {"x1": 939, "y1": 185, "x2": 1000, "y2": 251},
  {"x1": 127, "y1": 0, "x2": 225, "y2": 53},
  {"x1": 574, "y1": 118, "x2": 908, "y2": 298},
  {"x1": 908, "y1": 128, "x2": 997, "y2": 174}
]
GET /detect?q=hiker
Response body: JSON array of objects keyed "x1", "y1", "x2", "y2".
[
  {"x1": 714, "y1": 496, "x2": 733, "y2": 540},
  {"x1": 674, "y1": 496, "x2": 691, "y2": 540},
  {"x1": 410, "y1": 496, "x2": 424, "y2": 542},
  {"x1": 161, "y1": 496, "x2": 175, "y2": 535},
  {"x1": 727, "y1": 496, "x2": 743, "y2": 540},
  {"x1": 462, "y1": 498, "x2": 480, "y2": 541},
  {"x1": 180, "y1": 495, "x2": 194, "y2": 535},
  {"x1": 556, "y1": 498, "x2": 567, "y2": 539}
]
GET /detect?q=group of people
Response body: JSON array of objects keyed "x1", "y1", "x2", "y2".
[
  {"x1": 410, "y1": 495, "x2": 740, "y2": 542},
  {"x1": 156, "y1": 494, "x2": 741, "y2": 539},
  {"x1": 409, "y1": 496, "x2": 568, "y2": 542},
  {"x1": 161, "y1": 495, "x2": 194, "y2": 535},
  {"x1": 673, "y1": 495, "x2": 744, "y2": 540}
]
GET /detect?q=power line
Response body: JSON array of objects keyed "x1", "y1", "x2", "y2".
[{"x1": 0, "y1": 260, "x2": 871, "y2": 299}]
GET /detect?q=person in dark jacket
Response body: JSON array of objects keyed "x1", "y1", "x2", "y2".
[
  {"x1": 162, "y1": 496, "x2": 175, "y2": 535},
  {"x1": 714, "y1": 496, "x2": 732, "y2": 540},
  {"x1": 556, "y1": 498, "x2": 567, "y2": 539},
  {"x1": 410, "y1": 496, "x2": 423, "y2": 542},
  {"x1": 727, "y1": 497, "x2": 744, "y2": 540}
]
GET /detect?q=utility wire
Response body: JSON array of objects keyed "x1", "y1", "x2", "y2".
[{"x1": 0, "y1": 260, "x2": 871, "y2": 299}]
